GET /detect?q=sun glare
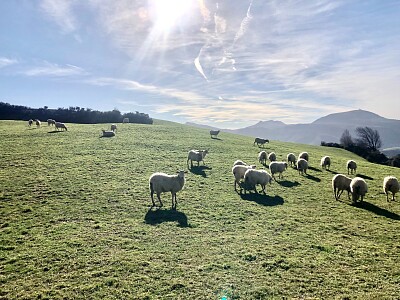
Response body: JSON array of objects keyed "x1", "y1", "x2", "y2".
[{"x1": 151, "y1": 0, "x2": 194, "y2": 32}]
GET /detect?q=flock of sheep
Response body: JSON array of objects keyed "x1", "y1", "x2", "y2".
[
  {"x1": 148, "y1": 135, "x2": 399, "y2": 209},
  {"x1": 28, "y1": 118, "x2": 67, "y2": 131}
]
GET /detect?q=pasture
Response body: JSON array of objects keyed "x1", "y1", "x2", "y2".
[{"x1": 0, "y1": 120, "x2": 399, "y2": 299}]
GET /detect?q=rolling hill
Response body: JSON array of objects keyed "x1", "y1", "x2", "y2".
[{"x1": 1, "y1": 120, "x2": 399, "y2": 299}]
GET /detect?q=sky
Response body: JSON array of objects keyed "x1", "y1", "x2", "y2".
[{"x1": 0, "y1": 0, "x2": 399, "y2": 129}]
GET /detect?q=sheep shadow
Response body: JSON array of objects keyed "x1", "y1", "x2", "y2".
[
  {"x1": 240, "y1": 193, "x2": 284, "y2": 206},
  {"x1": 277, "y1": 180, "x2": 300, "y2": 188},
  {"x1": 352, "y1": 201, "x2": 400, "y2": 220},
  {"x1": 355, "y1": 174, "x2": 374, "y2": 180},
  {"x1": 306, "y1": 174, "x2": 321, "y2": 182},
  {"x1": 211, "y1": 137, "x2": 223, "y2": 141},
  {"x1": 327, "y1": 170, "x2": 339, "y2": 175},
  {"x1": 99, "y1": 135, "x2": 115, "y2": 138},
  {"x1": 144, "y1": 208, "x2": 189, "y2": 227},
  {"x1": 308, "y1": 166, "x2": 322, "y2": 172},
  {"x1": 48, "y1": 130, "x2": 63, "y2": 134},
  {"x1": 189, "y1": 165, "x2": 212, "y2": 178}
]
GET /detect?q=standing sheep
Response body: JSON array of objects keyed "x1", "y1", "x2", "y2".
[
  {"x1": 269, "y1": 161, "x2": 288, "y2": 180},
  {"x1": 111, "y1": 124, "x2": 117, "y2": 132},
  {"x1": 55, "y1": 122, "x2": 68, "y2": 131},
  {"x1": 35, "y1": 119, "x2": 41, "y2": 128},
  {"x1": 232, "y1": 164, "x2": 256, "y2": 193},
  {"x1": 47, "y1": 119, "x2": 56, "y2": 126},
  {"x1": 320, "y1": 156, "x2": 331, "y2": 170},
  {"x1": 332, "y1": 174, "x2": 352, "y2": 200},
  {"x1": 243, "y1": 169, "x2": 273, "y2": 194},
  {"x1": 287, "y1": 153, "x2": 296, "y2": 167},
  {"x1": 268, "y1": 152, "x2": 277, "y2": 162},
  {"x1": 210, "y1": 130, "x2": 220, "y2": 138},
  {"x1": 383, "y1": 176, "x2": 399, "y2": 201},
  {"x1": 123, "y1": 117, "x2": 129, "y2": 123},
  {"x1": 350, "y1": 177, "x2": 368, "y2": 204},
  {"x1": 253, "y1": 138, "x2": 269, "y2": 147},
  {"x1": 297, "y1": 158, "x2": 308, "y2": 175},
  {"x1": 298, "y1": 152, "x2": 309, "y2": 161},
  {"x1": 347, "y1": 160, "x2": 357, "y2": 175},
  {"x1": 187, "y1": 149, "x2": 209, "y2": 168},
  {"x1": 233, "y1": 160, "x2": 247, "y2": 167},
  {"x1": 258, "y1": 151, "x2": 267, "y2": 165},
  {"x1": 28, "y1": 119, "x2": 33, "y2": 127},
  {"x1": 149, "y1": 171, "x2": 186, "y2": 209}
]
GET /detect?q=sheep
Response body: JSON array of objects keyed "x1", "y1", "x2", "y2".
[
  {"x1": 232, "y1": 164, "x2": 256, "y2": 193},
  {"x1": 347, "y1": 160, "x2": 357, "y2": 175},
  {"x1": 350, "y1": 177, "x2": 368, "y2": 203},
  {"x1": 187, "y1": 149, "x2": 208, "y2": 168},
  {"x1": 233, "y1": 160, "x2": 247, "y2": 167},
  {"x1": 297, "y1": 158, "x2": 308, "y2": 175},
  {"x1": 149, "y1": 171, "x2": 186, "y2": 209},
  {"x1": 210, "y1": 130, "x2": 220, "y2": 138},
  {"x1": 28, "y1": 119, "x2": 33, "y2": 127},
  {"x1": 269, "y1": 161, "x2": 288, "y2": 180},
  {"x1": 111, "y1": 124, "x2": 117, "y2": 132},
  {"x1": 47, "y1": 119, "x2": 56, "y2": 126},
  {"x1": 101, "y1": 129, "x2": 115, "y2": 137},
  {"x1": 123, "y1": 117, "x2": 129, "y2": 123},
  {"x1": 35, "y1": 119, "x2": 41, "y2": 128},
  {"x1": 258, "y1": 151, "x2": 267, "y2": 165},
  {"x1": 55, "y1": 122, "x2": 68, "y2": 131},
  {"x1": 332, "y1": 174, "x2": 352, "y2": 200},
  {"x1": 253, "y1": 137, "x2": 269, "y2": 147},
  {"x1": 383, "y1": 176, "x2": 399, "y2": 201},
  {"x1": 287, "y1": 153, "x2": 296, "y2": 167},
  {"x1": 268, "y1": 152, "x2": 277, "y2": 162},
  {"x1": 298, "y1": 152, "x2": 309, "y2": 161},
  {"x1": 243, "y1": 169, "x2": 273, "y2": 194},
  {"x1": 320, "y1": 156, "x2": 331, "y2": 170}
]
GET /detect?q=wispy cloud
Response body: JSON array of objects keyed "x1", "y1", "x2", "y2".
[
  {"x1": 40, "y1": 0, "x2": 78, "y2": 33},
  {"x1": 22, "y1": 62, "x2": 87, "y2": 77},
  {"x1": 0, "y1": 57, "x2": 18, "y2": 68}
]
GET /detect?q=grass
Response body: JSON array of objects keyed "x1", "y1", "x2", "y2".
[{"x1": 0, "y1": 120, "x2": 399, "y2": 299}]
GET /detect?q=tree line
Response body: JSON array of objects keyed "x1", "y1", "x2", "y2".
[
  {"x1": 0, "y1": 102, "x2": 153, "y2": 124},
  {"x1": 321, "y1": 126, "x2": 400, "y2": 168}
]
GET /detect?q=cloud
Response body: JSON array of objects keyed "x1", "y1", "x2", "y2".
[
  {"x1": 0, "y1": 57, "x2": 18, "y2": 68},
  {"x1": 22, "y1": 62, "x2": 87, "y2": 77},
  {"x1": 40, "y1": 0, "x2": 78, "y2": 33}
]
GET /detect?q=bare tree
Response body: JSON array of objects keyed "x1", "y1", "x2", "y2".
[
  {"x1": 355, "y1": 127, "x2": 382, "y2": 151},
  {"x1": 340, "y1": 129, "x2": 353, "y2": 147}
]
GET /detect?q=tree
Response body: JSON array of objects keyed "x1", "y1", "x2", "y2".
[
  {"x1": 340, "y1": 129, "x2": 353, "y2": 147},
  {"x1": 355, "y1": 126, "x2": 382, "y2": 151}
]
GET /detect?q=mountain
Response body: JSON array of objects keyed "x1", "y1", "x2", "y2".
[{"x1": 225, "y1": 109, "x2": 400, "y2": 148}]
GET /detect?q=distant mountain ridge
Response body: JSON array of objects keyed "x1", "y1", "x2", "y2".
[{"x1": 187, "y1": 110, "x2": 400, "y2": 148}]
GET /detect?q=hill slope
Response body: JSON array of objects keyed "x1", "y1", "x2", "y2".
[{"x1": 0, "y1": 120, "x2": 399, "y2": 299}]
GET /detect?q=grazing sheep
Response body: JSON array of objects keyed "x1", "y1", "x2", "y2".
[
  {"x1": 47, "y1": 119, "x2": 56, "y2": 126},
  {"x1": 149, "y1": 171, "x2": 186, "y2": 208},
  {"x1": 297, "y1": 158, "x2": 308, "y2": 175},
  {"x1": 28, "y1": 119, "x2": 33, "y2": 127},
  {"x1": 123, "y1": 117, "x2": 129, "y2": 123},
  {"x1": 210, "y1": 130, "x2": 220, "y2": 138},
  {"x1": 253, "y1": 137, "x2": 269, "y2": 147},
  {"x1": 268, "y1": 152, "x2": 277, "y2": 162},
  {"x1": 187, "y1": 149, "x2": 209, "y2": 168},
  {"x1": 298, "y1": 152, "x2": 309, "y2": 161},
  {"x1": 258, "y1": 151, "x2": 267, "y2": 165},
  {"x1": 233, "y1": 160, "x2": 247, "y2": 167},
  {"x1": 287, "y1": 153, "x2": 296, "y2": 167},
  {"x1": 269, "y1": 161, "x2": 288, "y2": 180},
  {"x1": 320, "y1": 156, "x2": 331, "y2": 170},
  {"x1": 101, "y1": 129, "x2": 115, "y2": 137},
  {"x1": 55, "y1": 122, "x2": 68, "y2": 131},
  {"x1": 332, "y1": 174, "x2": 352, "y2": 200},
  {"x1": 350, "y1": 177, "x2": 368, "y2": 203},
  {"x1": 243, "y1": 169, "x2": 273, "y2": 194},
  {"x1": 111, "y1": 124, "x2": 117, "y2": 132},
  {"x1": 232, "y1": 164, "x2": 256, "y2": 192},
  {"x1": 35, "y1": 119, "x2": 41, "y2": 128},
  {"x1": 383, "y1": 176, "x2": 399, "y2": 201},
  {"x1": 347, "y1": 160, "x2": 357, "y2": 175}
]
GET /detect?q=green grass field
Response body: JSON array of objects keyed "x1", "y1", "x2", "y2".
[{"x1": 1, "y1": 120, "x2": 399, "y2": 299}]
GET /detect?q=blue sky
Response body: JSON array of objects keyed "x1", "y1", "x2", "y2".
[{"x1": 1, "y1": 0, "x2": 399, "y2": 128}]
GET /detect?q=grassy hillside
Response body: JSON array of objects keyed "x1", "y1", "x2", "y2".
[{"x1": 1, "y1": 120, "x2": 399, "y2": 299}]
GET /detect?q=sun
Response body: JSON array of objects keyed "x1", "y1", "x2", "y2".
[{"x1": 150, "y1": 0, "x2": 194, "y2": 32}]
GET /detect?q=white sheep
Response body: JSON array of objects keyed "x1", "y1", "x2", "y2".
[
  {"x1": 210, "y1": 130, "x2": 220, "y2": 138},
  {"x1": 35, "y1": 119, "x2": 41, "y2": 128},
  {"x1": 347, "y1": 160, "x2": 357, "y2": 175},
  {"x1": 332, "y1": 174, "x2": 352, "y2": 200},
  {"x1": 298, "y1": 152, "x2": 309, "y2": 161},
  {"x1": 101, "y1": 129, "x2": 115, "y2": 137},
  {"x1": 111, "y1": 124, "x2": 117, "y2": 132},
  {"x1": 269, "y1": 161, "x2": 288, "y2": 180},
  {"x1": 287, "y1": 153, "x2": 296, "y2": 167},
  {"x1": 233, "y1": 160, "x2": 247, "y2": 167},
  {"x1": 383, "y1": 176, "x2": 399, "y2": 201},
  {"x1": 297, "y1": 158, "x2": 308, "y2": 175},
  {"x1": 243, "y1": 169, "x2": 273, "y2": 194},
  {"x1": 55, "y1": 122, "x2": 68, "y2": 131},
  {"x1": 232, "y1": 164, "x2": 256, "y2": 193},
  {"x1": 187, "y1": 149, "x2": 208, "y2": 168},
  {"x1": 123, "y1": 117, "x2": 129, "y2": 123},
  {"x1": 149, "y1": 171, "x2": 186, "y2": 208},
  {"x1": 28, "y1": 119, "x2": 33, "y2": 127},
  {"x1": 258, "y1": 151, "x2": 267, "y2": 165},
  {"x1": 268, "y1": 152, "x2": 277, "y2": 162},
  {"x1": 47, "y1": 119, "x2": 55, "y2": 126},
  {"x1": 350, "y1": 177, "x2": 368, "y2": 203},
  {"x1": 320, "y1": 156, "x2": 331, "y2": 170}
]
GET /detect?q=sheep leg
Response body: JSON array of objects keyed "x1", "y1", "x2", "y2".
[
  {"x1": 337, "y1": 190, "x2": 343, "y2": 200},
  {"x1": 171, "y1": 193, "x2": 177, "y2": 209},
  {"x1": 157, "y1": 192, "x2": 163, "y2": 207}
]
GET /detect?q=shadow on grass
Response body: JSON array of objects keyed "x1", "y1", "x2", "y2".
[
  {"x1": 211, "y1": 137, "x2": 223, "y2": 141},
  {"x1": 356, "y1": 174, "x2": 374, "y2": 180},
  {"x1": 308, "y1": 166, "x2": 322, "y2": 172},
  {"x1": 144, "y1": 208, "x2": 189, "y2": 227},
  {"x1": 306, "y1": 174, "x2": 321, "y2": 182},
  {"x1": 327, "y1": 169, "x2": 339, "y2": 175},
  {"x1": 47, "y1": 130, "x2": 63, "y2": 134},
  {"x1": 189, "y1": 165, "x2": 212, "y2": 178},
  {"x1": 353, "y1": 201, "x2": 400, "y2": 220},
  {"x1": 278, "y1": 180, "x2": 300, "y2": 188},
  {"x1": 240, "y1": 193, "x2": 284, "y2": 206}
]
